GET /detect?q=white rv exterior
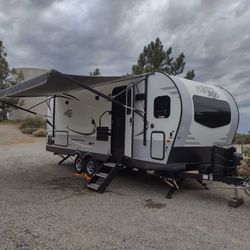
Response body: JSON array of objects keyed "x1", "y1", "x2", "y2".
[
  {"x1": 44, "y1": 72, "x2": 238, "y2": 171},
  {"x1": 2, "y1": 70, "x2": 248, "y2": 199}
]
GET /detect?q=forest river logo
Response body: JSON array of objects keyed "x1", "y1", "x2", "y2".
[
  {"x1": 196, "y1": 86, "x2": 219, "y2": 98},
  {"x1": 64, "y1": 109, "x2": 73, "y2": 118}
]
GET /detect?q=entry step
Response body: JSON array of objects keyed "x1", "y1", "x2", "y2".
[
  {"x1": 86, "y1": 183, "x2": 100, "y2": 190},
  {"x1": 96, "y1": 172, "x2": 108, "y2": 178},
  {"x1": 104, "y1": 162, "x2": 117, "y2": 168},
  {"x1": 86, "y1": 161, "x2": 122, "y2": 193}
]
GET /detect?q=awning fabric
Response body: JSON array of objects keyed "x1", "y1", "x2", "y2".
[{"x1": 0, "y1": 69, "x2": 136, "y2": 97}]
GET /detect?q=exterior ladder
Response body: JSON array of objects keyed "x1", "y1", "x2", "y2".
[{"x1": 86, "y1": 162, "x2": 122, "y2": 193}]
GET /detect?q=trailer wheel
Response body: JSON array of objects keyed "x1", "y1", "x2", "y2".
[
  {"x1": 85, "y1": 157, "x2": 99, "y2": 177},
  {"x1": 74, "y1": 156, "x2": 84, "y2": 174}
]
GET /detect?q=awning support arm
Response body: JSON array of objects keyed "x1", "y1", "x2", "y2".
[
  {"x1": 111, "y1": 77, "x2": 147, "y2": 100},
  {"x1": 27, "y1": 94, "x2": 78, "y2": 112},
  {"x1": 28, "y1": 96, "x2": 53, "y2": 111},
  {"x1": 0, "y1": 99, "x2": 52, "y2": 118},
  {"x1": 54, "y1": 70, "x2": 149, "y2": 116}
]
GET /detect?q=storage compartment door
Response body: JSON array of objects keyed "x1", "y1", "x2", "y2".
[
  {"x1": 150, "y1": 131, "x2": 165, "y2": 160},
  {"x1": 54, "y1": 131, "x2": 68, "y2": 147}
]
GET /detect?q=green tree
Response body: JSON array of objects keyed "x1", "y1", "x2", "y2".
[
  {"x1": 90, "y1": 68, "x2": 101, "y2": 76},
  {"x1": 132, "y1": 38, "x2": 195, "y2": 80},
  {"x1": 185, "y1": 69, "x2": 195, "y2": 80},
  {"x1": 0, "y1": 40, "x2": 23, "y2": 120}
]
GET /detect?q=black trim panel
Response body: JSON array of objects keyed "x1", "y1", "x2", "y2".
[
  {"x1": 47, "y1": 145, "x2": 188, "y2": 172},
  {"x1": 111, "y1": 86, "x2": 126, "y2": 157},
  {"x1": 123, "y1": 157, "x2": 186, "y2": 172},
  {"x1": 167, "y1": 146, "x2": 212, "y2": 164}
]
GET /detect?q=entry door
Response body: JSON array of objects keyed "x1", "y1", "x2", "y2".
[
  {"x1": 124, "y1": 88, "x2": 133, "y2": 157},
  {"x1": 149, "y1": 95, "x2": 171, "y2": 161},
  {"x1": 111, "y1": 86, "x2": 126, "y2": 157}
]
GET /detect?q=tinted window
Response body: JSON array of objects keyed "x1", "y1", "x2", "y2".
[
  {"x1": 154, "y1": 96, "x2": 171, "y2": 118},
  {"x1": 193, "y1": 95, "x2": 231, "y2": 128}
]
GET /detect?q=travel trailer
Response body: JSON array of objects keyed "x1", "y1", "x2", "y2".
[{"x1": 0, "y1": 70, "x2": 249, "y2": 205}]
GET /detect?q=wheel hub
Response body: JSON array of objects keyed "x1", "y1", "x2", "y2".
[
  {"x1": 87, "y1": 161, "x2": 95, "y2": 175},
  {"x1": 75, "y1": 158, "x2": 82, "y2": 171}
]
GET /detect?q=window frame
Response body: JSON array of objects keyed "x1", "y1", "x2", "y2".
[
  {"x1": 154, "y1": 95, "x2": 171, "y2": 119},
  {"x1": 193, "y1": 95, "x2": 231, "y2": 128}
]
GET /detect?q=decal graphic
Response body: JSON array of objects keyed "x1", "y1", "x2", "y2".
[
  {"x1": 64, "y1": 109, "x2": 73, "y2": 118},
  {"x1": 67, "y1": 119, "x2": 96, "y2": 136},
  {"x1": 62, "y1": 93, "x2": 80, "y2": 101},
  {"x1": 67, "y1": 126, "x2": 96, "y2": 136},
  {"x1": 134, "y1": 112, "x2": 149, "y2": 136},
  {"x1": 196, "y1": 86, "x2": 219, "y2": 98}
]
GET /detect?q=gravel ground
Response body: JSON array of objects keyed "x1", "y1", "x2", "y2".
[{"x1": 0, "y1": 125, "x2": 250, "y2": 250}]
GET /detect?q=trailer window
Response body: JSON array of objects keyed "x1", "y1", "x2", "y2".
[
  {"x1": 193, "y1": 95, "x2": 231, "y2": 128},
  {"x1": 154, "y1": 96, "x2": 171, "y2": 118}
]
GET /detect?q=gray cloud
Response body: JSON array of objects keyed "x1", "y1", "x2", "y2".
[{"x1": 0, "y1": 0, "x2": 249, "y2": 132}]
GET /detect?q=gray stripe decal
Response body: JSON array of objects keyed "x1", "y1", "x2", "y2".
[
  {"x1": 184, "y1": 142, "x2": 201, "y2": 145},
  {"x1": 169, "y1": 91, "x2": 178, "y2": 95},
  {"x1": 186, "y1": 136, "x2": 196, "y2": 140},
  {"x1": 161, "y1": 86, "x2": 176, "y2": 91}
]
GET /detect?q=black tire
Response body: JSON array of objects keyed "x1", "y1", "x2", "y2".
[
  {"x1": 85, "y1": 157, "x2": 99, "y2": 177},
  {"x1": 74, "y1": 156, "x2": 84, "y2": 174}
]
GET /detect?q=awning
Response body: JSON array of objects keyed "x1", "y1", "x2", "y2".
[{"x1": 0, "y1": 69, "x2": 139, "y2": 97}]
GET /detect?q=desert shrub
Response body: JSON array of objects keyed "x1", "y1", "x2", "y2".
[
  {"x1": 237, "y1": 146, "x2": 250, "y2": 177},
  {"x1": 19, "y1": 116, "x2": 46, "y2": 134},
  {"x1": 243, "y1": 148, "x2": 250, "y2": 157},
  {"x1": 21, "y1": 127, "x2": 36, "y2": 134},
  {"x1": 33, "y1": 128, "x2": 46, "y2": 137},
  {"x1": 233, "y1": 133, "x2": 250, "y2": 144},
  {"x1": 238, "y1": 159, "x2": 250, "y2": 177}
]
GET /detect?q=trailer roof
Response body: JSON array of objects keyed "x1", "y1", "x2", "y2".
[{"x1": 0, "y1": 69, "x2": 141, "y2": 97}]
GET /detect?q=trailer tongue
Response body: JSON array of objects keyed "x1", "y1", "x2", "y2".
[{"x1": 161, "y1": 144, "x2": 249, "y2": 207}]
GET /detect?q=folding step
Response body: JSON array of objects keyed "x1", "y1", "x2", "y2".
[
  {"x1": 86, "y1": 162, "x2": 122, "y2": 193},
  {"x1": 96, "y1": 172, "x2": 108, "y2": 178},
  {"x1": 87, "y1": 183, "x2": 100, "y2": 191},
  {"x1": 104, "y1": 162, "x2": 116, "y2": 168}
]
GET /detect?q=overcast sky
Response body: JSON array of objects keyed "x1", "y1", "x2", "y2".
[{"x1": 0, "y1": 0, "x2": 249, "y2": 132}]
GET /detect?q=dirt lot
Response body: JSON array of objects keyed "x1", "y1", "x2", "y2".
[{"x1": 0, "y1": 125, "x2": 250, "y2": 250}]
